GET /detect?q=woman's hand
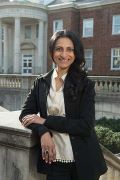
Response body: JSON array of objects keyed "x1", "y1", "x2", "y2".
[
  {"x1": 41, "y1": 132, "x2": 56, "y2": 164},
  {"x1": 22, "y1": 114, "x2": 45, "y2": 127}
]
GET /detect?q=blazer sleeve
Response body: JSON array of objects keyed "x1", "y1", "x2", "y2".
[
  {"x1": 44, "y1": 80, "x2": 95, "y2": 137},
  {"x1": 19, "y1": 78, "x2": 49, "y2": 137}
]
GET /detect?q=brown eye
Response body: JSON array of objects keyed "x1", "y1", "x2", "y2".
[
  {"x1": 54, "y1": 47, "x2": 74, "y2": 53},
  {"x1": 54, "y1": 47, "x2": 63, "y2": 52},
  {"x1": 67, "y1": 48, "x2": 74, "y2": 53}
]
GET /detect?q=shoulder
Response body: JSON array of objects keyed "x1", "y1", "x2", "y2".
[
  {"x1": 79, "y1": 77, "x2": 95, "y2": 95},
  {"x1": 35, "y1": 70, "x2": 54, "y2": 83},
  {"x1": 36, "y1": 71, "x2": 51, "y2": 80},
  {"x1": 82, "y1": 76, "x2": 95, "y2": 88}
]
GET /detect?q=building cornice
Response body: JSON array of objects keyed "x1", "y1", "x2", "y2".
[
  {"x1": 47, "y1": 2, "x2": 76, "y2": 11},
  {"x1": 0, "y1": 2, "x2": 48, "y2": 21},
  {"x1": 48, "y1": 0, "x2": 120, "y2": 11},
  {"x1": 77, "y1": 0, "x2": 120, "y2": 9},
  {"x1": 0, "y1": 0, "x2": 120, "y2": 12},
  {"x1": 0, "y1": 2, "x2": 47, "y2": 11}
]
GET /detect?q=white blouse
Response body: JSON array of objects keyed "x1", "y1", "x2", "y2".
[{"x1": 47, "y1": 69, "x2": 74, "y2": 163}]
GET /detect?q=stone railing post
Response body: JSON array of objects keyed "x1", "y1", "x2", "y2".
[
  {"x1": 21, "y1": 75, "x2": 37, "y2": 90},
  {"x1": 100, "y1": 145, "x2": 120, "y2": 180},
  {"x1": 0, "y1": 111, "x2": 46, "y2": 180}
]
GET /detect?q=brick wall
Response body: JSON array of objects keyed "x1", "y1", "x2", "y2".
[
  {"x1": 48, "y1": 3, "x2": 120, "y2": 76},
  {"x1": 80, "y1": 3, "x2": 120, "y2": 75}
]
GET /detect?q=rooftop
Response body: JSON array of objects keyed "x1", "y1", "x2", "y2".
[{"x1": 48, "y1": 0, "x2": 102, "y2": 5}]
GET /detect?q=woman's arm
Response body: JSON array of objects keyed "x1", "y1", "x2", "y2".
[
  {"x1": 44, "y1": 80, "x2": 95, "y2": 137},
  {"x1": 19, "y1": 79, "x2": 49, "y2": 136},
  {"x1": 19, "y1": 78, "x2": 56, "y2": 163}
]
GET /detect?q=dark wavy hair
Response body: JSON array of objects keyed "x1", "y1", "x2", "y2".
[{"x1": 49, "y1": 30, "x2": 87, "y2": 100}]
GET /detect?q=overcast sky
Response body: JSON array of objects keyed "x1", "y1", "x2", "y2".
[
  {"x1": 44, "y1": 0, "x2": 53, "y2": 4},
  {"x1": 9, "y1": 0, "x2": 53, "y2": 4}
]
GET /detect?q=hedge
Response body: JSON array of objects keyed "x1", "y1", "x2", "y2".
[
  {"x1": 95, "y1": 117, "x2": 120, "y2": 154},
  {"x1": 95, "y1": 117, "x2": 120, "y2": 132}
]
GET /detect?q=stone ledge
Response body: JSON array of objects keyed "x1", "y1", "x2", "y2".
[
  {"x1": 0, "y1": 111, "x2": 30, "y2": 133},
  {"x1": 0, "y1": 111, "x2": 120, "y2": 180},
  {"x1": 101, "y1": 144, "x2": 120, "y2": 171},
  {"x1": 0, "y1": 111, "x2": 38, "y2": 148}
]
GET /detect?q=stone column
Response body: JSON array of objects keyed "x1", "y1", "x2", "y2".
[
  {"x1": 3, "y1": 24, "x2": 8, "y2": 73},
  {"x1": 14, "y1": 17, "x2": 21, "y2": 74},
  {"x1": 37, "y1": 20, "x2": 44, "y2": 74},
  {"x1": 0, "y1": 19, "x2": 2, "y2": 73},
  {"x1": 43, "y1": 21, "x2": 48, "y2": 73}
]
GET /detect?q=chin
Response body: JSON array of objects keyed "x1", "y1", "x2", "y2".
[{"x1": 59, "y1": 66, "x2": 70, "y2": 70}]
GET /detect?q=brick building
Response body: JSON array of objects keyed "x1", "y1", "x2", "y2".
[
  {"x1": 0, "y1": 0, "x2": 120, "y2": 76},
  {"x1": 48, "y1": 0, "x2": 120, "y2": 76}
]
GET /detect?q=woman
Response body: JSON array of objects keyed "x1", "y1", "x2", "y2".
[{"x1": 19, "y1": 30, "x2": 107, "y2": 180}]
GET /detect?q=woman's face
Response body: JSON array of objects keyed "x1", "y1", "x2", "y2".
[{"x1": 53, "y1": 37, "x2": 75, "y2": 72}]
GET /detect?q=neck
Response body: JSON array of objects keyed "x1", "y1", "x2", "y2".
[{"x1": 56, "y1": 67, "x2": 68, "y2": 78}]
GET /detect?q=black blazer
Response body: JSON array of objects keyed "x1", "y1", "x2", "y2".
[{"x1": 19, "y1": 70, "x2": 107, "y2": 180}]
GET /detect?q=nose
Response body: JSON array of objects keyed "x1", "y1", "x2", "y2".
[{"x1": 60, "y1": 50, "x2": 68, "y2": 58}]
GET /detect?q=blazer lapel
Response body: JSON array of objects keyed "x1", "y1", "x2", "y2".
[{"x1": 39, "y1": 70, "x2": 53, "y2": 118}]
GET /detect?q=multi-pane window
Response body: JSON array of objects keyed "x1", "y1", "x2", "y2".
[
  {"x1": 25, "y1": 25, "x2": 32, "y2": 39},
  {"x1": 53, "y1": 20, "x2": 63, "y2": 33},
  {"x1": 84, "y1": 49, "x2": 93, "y2": 70},
  {"x1": 112, "y1": 15, "x2": 120, "y2": 35},
  {"x1": 22, "y1": 55, "x2": 32, "y2": 74},
  {"x1": 111, "y1": 48, "x2": 120, "y2": 70},
  {"x1": 83, "y1": 18, "x2": 94, "y2": 37}
]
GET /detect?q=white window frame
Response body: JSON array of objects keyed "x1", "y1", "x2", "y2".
[
  {"x1": 112, "y1": 15, "x2": 120, "y2": 35},
  {"x1": 111, "y1": 48, "x2": 120, "y2": 70},
  {"x1": 84, "y1": 49, "x2": 93, "y2": 70},
  {"x1": 22, "y1": 54, "x2": 33, "y2": 75},
  {"x1": 83, "y1": 18, "x2": 94, "y2": 37},
  {"x1": 53, "y1": 19, "x2": 63, "y2": 33}
]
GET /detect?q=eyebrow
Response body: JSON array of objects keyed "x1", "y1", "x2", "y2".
[{"x1": 55, "y1": 46, "x2": 74, "y2": 48}]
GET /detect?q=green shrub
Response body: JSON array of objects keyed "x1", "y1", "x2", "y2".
[
  {"x1": 95, "y1": 117, "x2": 120, "y2": 154},
  {"x1": 95, "y1": 117, "x2": 120, "y2": 132}
]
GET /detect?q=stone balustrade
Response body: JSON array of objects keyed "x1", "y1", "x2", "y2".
[
  {"x1": 89, "y1": 76, "x2": 120, "y2": 94},
  {"x1": 0, "y1": 74, "x2": 120, "y2": 93},
  {"x1": 0, "y1": 74, "x2": 37, "y2": 90},
  {"x1": 0, "y1": 74, "x2": 120, "y2": 116},
  {"x1": 0, "y1": 111, "x2": 120, "y2": 180},
  {"x1": 0, "y1": 74, "x2": 22, "y2": 88}
]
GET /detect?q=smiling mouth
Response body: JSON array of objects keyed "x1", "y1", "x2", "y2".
[{"x1": 58, "y1": 58, "x2": 70, "y2": 61}]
